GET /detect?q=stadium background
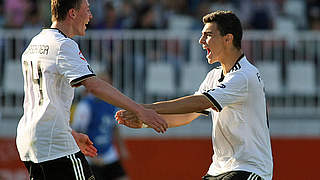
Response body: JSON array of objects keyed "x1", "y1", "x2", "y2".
[{"x1": 0, "y1": 0, "x2": 320, "y2": 179}]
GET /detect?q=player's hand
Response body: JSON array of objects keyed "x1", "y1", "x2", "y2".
[
  {"x1": 136, "y1": 108, "x2": 168, "y2": 133},
  {"x1": 116, "y1": 109, "x2": 168, "y2": 133},
  {"x1": 115, "y1": 110, "x2": 143, "y2": 128},
  {"x1": 72, "y1": 131, "x2": 98, "y2": 157}
]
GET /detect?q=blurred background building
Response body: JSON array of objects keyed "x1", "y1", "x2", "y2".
[{"x1": 0, "y1": 0, "x2": 320, "y2": 179}]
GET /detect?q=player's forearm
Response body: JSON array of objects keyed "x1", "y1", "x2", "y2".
[
  {"x1": 84, "y1": 77, "x2": 144, "y2": 115},
  {"x1": 144, "y1": 95, "x2": 212, "y2": 114},
  {"x1": 161, "y1": 113, "x2": 200, "y2": 127}
]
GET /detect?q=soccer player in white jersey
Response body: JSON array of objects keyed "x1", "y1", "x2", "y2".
[
  {"x1": 116, "y1": 11, "x2": 273, "y2": 180},
  {"x1": 16, "y1": 0, "x2": 167, "y2": 179}
]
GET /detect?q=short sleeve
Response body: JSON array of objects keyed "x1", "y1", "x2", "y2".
[
  {"x1": 194, "y1": 71, "x2": 215, "y2": 114},
  {"x1": 195, "y1": 70, "x2": 215, "y2": 95},
  {"x1": 203, "y1": 72, "x2": 248, "y2": 112},
  {"x1": 57, "y1": 40, "x2": 95, "y2": 87}
]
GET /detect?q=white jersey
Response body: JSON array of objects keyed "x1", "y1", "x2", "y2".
[
  {"x1": 196, "y1": 55, "x2": 273, "y2": 180},
  {"x1": 16, "y1": 28, "x2": 96, "y2": 163}
]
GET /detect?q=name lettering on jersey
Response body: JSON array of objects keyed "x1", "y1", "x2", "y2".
[
  {"x1": 79, "y1": 51, "x2": 87, "y2": 61},
  {"x1": 25, "y1": 45, "x2": 49, "y2": 55}
]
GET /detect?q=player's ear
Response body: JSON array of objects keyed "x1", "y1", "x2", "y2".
[
  {"x1": 68, "y1": 8, "x2": 77, "y2": 19},
  {"x1": 225, "y1": 34, "x2": 233, "y2": 44}
]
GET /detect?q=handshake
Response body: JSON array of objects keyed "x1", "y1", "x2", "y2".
[
  {"x1": 115, "y1": 110, "x2": 147, "y2": 129},
  {"x1": 115, "y1": 95, "x2": 207, "y2": 133},
  {"x1": 115, "y1": 106, "x2": 169, "y2": 133}
]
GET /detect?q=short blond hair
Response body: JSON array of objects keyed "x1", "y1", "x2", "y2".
[{"x1": 51, "y1": 0, "x2": 82, "y2": 22}]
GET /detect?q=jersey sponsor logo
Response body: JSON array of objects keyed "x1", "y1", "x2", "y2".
[{"x1": 79, "y1": 51, "x2": 87, "y2": 61}]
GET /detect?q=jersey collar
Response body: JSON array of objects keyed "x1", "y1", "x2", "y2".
[
  {"x1": 229, "y1": 53, "x2": 244, "y2": 72},
  {"x1": 43, "y1": 28, "x2": 68, "y2": 38},
  {"x1": 218, "y1": 53, "x2": 245, "y2": 82}
]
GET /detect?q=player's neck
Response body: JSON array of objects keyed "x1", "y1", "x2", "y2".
[
  {"x1": 51, "y1": 21, "x2": 74, "y2": 38},
  {"x1": 220, "y1": 49, "x2": 243, "y2": 75}
]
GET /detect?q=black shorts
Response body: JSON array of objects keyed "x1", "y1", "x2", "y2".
[
  {"x1": 90, "y1": 160, "x2": 126, "y2": 180},
  {"x1": 202, "y1": 171, "x2": 263, "y2": 180},
  {"x1": 23, "y1": 151, "x2": 95, "y2": 180}
]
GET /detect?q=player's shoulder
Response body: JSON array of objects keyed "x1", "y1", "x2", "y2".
[
  {"x1": 56, "y1": 34, "x2": 77, "y2": 48},
  {"x1": 41, "y1": 28, "x2": 78, "y2": 49},
  {"x1": 231, "y1": 56, "x2": 257, "y2": 74},
  {"x1": 232, "y1": 57, "x2": 261, "y2": 84},
  {"x1": 55, "y1": 36, "x2": 79, "y2": 54}
]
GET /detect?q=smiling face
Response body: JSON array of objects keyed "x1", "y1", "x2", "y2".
[
  {"x1": 73, "y1": 0, "x2": 92, "y2": 36},
  {"x1": 199, "y1": 22, "x2": 226, "y2": 64}
]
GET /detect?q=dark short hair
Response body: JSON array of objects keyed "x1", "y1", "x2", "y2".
[
  {"x1": 51, "y1": 0, "x2": 82, "y2": 22},
  {"x1": 203, "y1": 11, "x2": 242, "y2": 49}
]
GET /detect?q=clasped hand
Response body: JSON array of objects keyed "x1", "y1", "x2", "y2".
[
  {"x1": 115, "y1": 109, "x2": 168, "y2": 133},
  {"x1": 115, "y1": 110, "x2": 144, "y2": 128}
]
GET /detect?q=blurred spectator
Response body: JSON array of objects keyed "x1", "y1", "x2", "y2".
[
  {"x1": 38, "y1": 0, "x2": 51, "y2": 27},
  {"x1": 0, "y1": 0, "x2": 5, "y2": 27},
  {"x1": 133, "y1": 4, "x2": 157, "y2": 29},
  {"x1": 118, "y1": 0, "x2": 135, "y2": 29},
  {"x1": 94, "y1": 2, "x2": 122, "y2": 29},
  {"x1": 187, "y1": 0, "x2": 202, "y2": 13},
  {"x1": 240, "y1": 0, "x2": 278, "y2": 30},
  {"x1": 24, "y1": 5, "x2": 43, "y2": 29},
  {"x1": 163, "y1": 0, "x2": 190, "y2": 15},
  {"x1": 0, "y1": 0, "x2": 310, "y2": 32},
  {"x1": 280, "y1": 0, "x2": 306, "y2": 30},
  {"x1": 4, "y1": 0, "x2": 30, "y2": 28},
  {"x1": 306, "y1": 0, "x2": 320, "y2": 30},
  {"x1": 191, "y1": 0, "x2": 211, "y2": 30},
  {"x1": 210, "y1": 0, "x2": 237, "y2": 14},
  {"x1": 72, "y1": 73, "x2": 129, "y2": 180},
  {"x1": 87, "y1": 0, "x2": 105, "y2": 28}
]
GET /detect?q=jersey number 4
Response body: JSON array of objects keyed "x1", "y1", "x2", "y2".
[{"x1": 23, "y1": 60, "x2": 44, "y2": 105}]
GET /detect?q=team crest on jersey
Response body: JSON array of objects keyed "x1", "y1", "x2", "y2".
[{"x1": 79, "y1": 51, "x2": 87, "y2": 61}]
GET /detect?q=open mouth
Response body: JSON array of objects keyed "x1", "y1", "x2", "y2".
[
  {"x1": 206, "y1": 47, "x2": 211, "y2": 55},
  {"x1": 202, "y1": 45, "x2": 211, "y2": 54},
  {"x1": 84, "y1": 22, "x2": 89, "y2": 30}
]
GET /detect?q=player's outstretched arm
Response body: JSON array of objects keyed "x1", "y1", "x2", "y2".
[
  {"x1": 145, "y1": 94, "x2": 216, "y2": 114},
  {"x1": 71, "y1": 130, "x2": 97, "y2": 157},
  {"x1": 116, "y1": 110, "x2": 201, "y2": 128},
  {"x1": 81, "y1": 77, "x2": 168, "y2": 133}
]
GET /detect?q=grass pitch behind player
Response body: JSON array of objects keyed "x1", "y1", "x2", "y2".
[{"x1": 117, "y1": 10, "x2": 273, "y2": 180}]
